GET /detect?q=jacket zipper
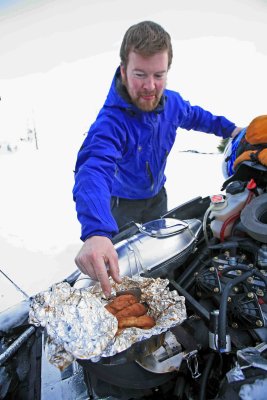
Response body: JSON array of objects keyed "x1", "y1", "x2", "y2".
[{"x1": 146, "y1": 161, "x2": 154, "y2": 191}]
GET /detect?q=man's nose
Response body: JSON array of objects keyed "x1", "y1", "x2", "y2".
[{"x1": 143, "y1": 76, "x2": 155, "y2": 91}]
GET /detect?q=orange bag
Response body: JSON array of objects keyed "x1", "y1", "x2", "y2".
[{"x1": 234, "y1": 115, "x2": 267, "y2": 169}]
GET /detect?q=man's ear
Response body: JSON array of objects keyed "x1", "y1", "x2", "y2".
[{"x1": 120, "y1": 64, "x2": 126, "y2": 81}]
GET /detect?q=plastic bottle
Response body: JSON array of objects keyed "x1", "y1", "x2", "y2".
[{"x1": 210, "y1": 181, "x2": 252, "y2": 240}]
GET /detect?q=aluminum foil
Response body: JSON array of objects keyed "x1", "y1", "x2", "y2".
[{"x1": 29, "y1": 276, "x2": 186, "y2": 370}]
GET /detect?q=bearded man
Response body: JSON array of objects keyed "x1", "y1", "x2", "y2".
[{"x1": 73, "y1": 21, "x2": 242, "y2": 297}]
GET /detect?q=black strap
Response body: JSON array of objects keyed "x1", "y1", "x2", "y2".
[{"x1": 249, "y1": 149, "x2": 263, "y2": 163}]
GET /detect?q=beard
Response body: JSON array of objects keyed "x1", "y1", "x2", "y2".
[
  {"x1": 133, "y1": 93, "x2": 160, "y2": 111},
  {"x1": 121, "y1": 75, "x2": 163, "y2": 112}
]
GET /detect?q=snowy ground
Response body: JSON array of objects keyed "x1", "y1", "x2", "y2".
[
  {"x1": 0, "y1": 0, "x2": 266, "y2": 312},
  {"x1": 0, "y1": 136, "x2": 226, "y2": 312}
]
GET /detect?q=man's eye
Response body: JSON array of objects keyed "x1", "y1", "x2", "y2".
[
  {"x1": 155, "y1": 74, "x2": 165, "y2": 79},
  {"x1": 134, "y1": 72, "x2": 145, "y2": 78}
]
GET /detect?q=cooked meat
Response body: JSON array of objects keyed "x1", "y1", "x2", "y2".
[
  {"x1": 117, "y1": 315, "x2": 156, "y2": 329},
  {"x1": 115, "y1": 302, "x2": 147, "y2": 318}
]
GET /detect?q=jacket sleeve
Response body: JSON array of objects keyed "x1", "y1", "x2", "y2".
[
  {"x1": 73, "y1": 113, "x2": 125, "y2": 241},
  {"x1": 172, "y1": 92, "x2": 236, "y2": 139}
]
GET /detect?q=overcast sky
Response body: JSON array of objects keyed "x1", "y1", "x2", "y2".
[
  {"x1": 0, "y1": 0, "x2": 266, "y2": 78},
  {"x1": 1, "y1": 0, "x2": 266, "y2": 145}
]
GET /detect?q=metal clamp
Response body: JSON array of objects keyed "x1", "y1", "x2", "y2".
[{"x1": 184, "y1": 350, "x2": 201, "y2": 379}]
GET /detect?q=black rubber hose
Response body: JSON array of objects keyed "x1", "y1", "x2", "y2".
[
  {"x1": 170, "y1": 280, "x2": 210, "y2": 323},
  {"x1": 199, "y1": 352, "x2": 216, "y2": 400},
  {"x1": 177, "y1": 246, "x2": 211, "y2": 287},
  {"x1": 218, "y1": 271, "x2": 252, "y2": 350}
]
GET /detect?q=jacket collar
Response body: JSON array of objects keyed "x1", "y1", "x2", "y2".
[{"x1": 104, "y1": 67, "x2": 166, "y2": 114}]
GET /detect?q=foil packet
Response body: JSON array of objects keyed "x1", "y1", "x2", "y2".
[{"x1": 29, "y1": 276, "x2": 186, "y2": 370}]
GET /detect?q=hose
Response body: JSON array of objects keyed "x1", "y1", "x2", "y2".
[
  {"x1": 218, "y1": 271, "x2": 252, "y2": 350},
  {"x1": 177, "y1": 245, "x2": 211, "y2": 287},
  {"x1": 202, "y1": 205, "x2": 214, "y2": 246},
  {"x1": 199, "y1": 352, "x2": 216, "y2": 400},
  {"x1": 170, "y1": 280, "x2": 210, "y2": 323}
]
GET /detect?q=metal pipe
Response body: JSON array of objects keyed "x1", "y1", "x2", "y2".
[
  {"x1": 0, "y1": 326, "x2": 36, "y2": 366},
  {"x1": 170, "y1": 280, "x2": 210, "y2": 323}
]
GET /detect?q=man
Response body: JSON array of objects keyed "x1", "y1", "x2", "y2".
[{"x1": 73, "y1": 21, "x2": 242, "y2": 297}]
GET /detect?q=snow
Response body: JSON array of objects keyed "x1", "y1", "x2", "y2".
[{"x1": 0, "y1": 0, "x2": 266, "y2": 312}]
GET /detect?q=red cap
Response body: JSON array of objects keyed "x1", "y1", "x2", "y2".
[{"x1": 247, "y1": 179, "x2": 257, "y2": 190}]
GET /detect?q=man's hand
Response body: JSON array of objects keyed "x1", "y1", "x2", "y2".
[{"x1": 75, "y1": 236, "x2": 122, "y2": 297}]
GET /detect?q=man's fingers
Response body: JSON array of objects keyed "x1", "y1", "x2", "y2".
[
  {"x1": 74, "y1": 236, "x2": 122, "y2": 297},
  {"x1": 93, "y1": 257, "x2": 113, "y2": 297},
  {"x1": 108, "y1": 257, "x2": 122, "y2": 284}
]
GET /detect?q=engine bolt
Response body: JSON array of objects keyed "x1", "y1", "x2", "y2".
[
  {"x1": 256, "y1": 289, "x2": 264, "y2": 296},
  {"x1": 233, "y1": 286, "x2": 239, "y2": 293},
  {"x1": 227, "y1": 297, "x2": 232, "y2": 302},
  {"x1": 256, "y1": 320, "x2": 263, "y2": 327},
  {"x1": 194, "y1": 272, "x2": 198, "y2": 277},
  {"x1": 232, "y1": 322, "x2": 238, "y2": 328},
  {"x1": 209, "y1": 267, "x2": 215, "y2": 272},
  {"x1": 236, "y1": 270, "x2": 242, "y2": 275},
  {"x1": 213, "y1": 256, "x2": 218, "y2": 260},
  {"x1": 248, "y1": 264, "x2": 254, "y2": 268},
  {"x1": 247, "y1": 277, "x2": 254, "y2": 284},
  {"x1": 213, "y1": 287, "x2": 220, "y2": 293},
  {"x1": 218, "y1": 265, "x2": 224, "y2": 271},
  {"x1": 247, "y1": 292, "x2": 254, "y2": 299}
]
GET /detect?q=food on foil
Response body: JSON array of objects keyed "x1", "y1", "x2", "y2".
[
  {"x1": 29, "y1": 276, "x2": 187, "y2": 370},
  {"x1": 116, "y1": 302, "x2": 147, "y2": 318},
  {"x1": 105, "y1": 293, "x2": 155, "y2": 331},
  {"x1": 118, "y1": 315, "x2": 156, "y2": 329},
  {"x1": 29, "y1": 282, "x2": 118, "y2": 363},
  {"x1": 105, "y1": 293, "x2": 138, "y2": 314}
]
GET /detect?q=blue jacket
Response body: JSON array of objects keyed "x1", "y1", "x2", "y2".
[{"x1": 73, "y1": 67, "x2": 236, "y2": 241}]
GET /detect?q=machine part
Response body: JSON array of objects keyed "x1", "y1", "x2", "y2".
[
  {"x1": 136, "y1": 331, "x2": 184, "y2": 374},
  {"x1": 0, "y1": 327, "x2": 35, "y2": 366},
  {"x1": 228, "y1": 293, "x2": 265, "y2": 329},
  {"x1": 199, "y1": 352, "x2": 216, "y2": 400},
  {"x1": 258, "y1": 245, "x2": 267, "y2": 268},
  {"x1": 237, "y1": 342, "x2": 267, "y2": 372},
  {"x1": 79, "y1": 358, "x2": 174, "y2": 390},
  {"x1": 195, "y1": 268, "x2": 222, "y2": 297},
  {"x1": 240, "y1": 193, "x2": 267, "y2": 243},
  {"x1": 115, "y1": 218, "x2": 202, "y2": 278},
  {"x1": 221, "y1": 160, "x2": 267, "y2": 192},
  {"x1": 218, "y1": 271, "x2": 253, "y2": 351},
  {"x1": 138, "y1": 219, "x2": 189, "y2": 237},
  {"x1": 177, "y1": 245, "x2": 211, "y2": 288},
  {"x1": 209, "y1": 310, "x2": 231, "y2": 352},
  {"x1": 184, "y1": 350, "x2": 201, "y2": 379},
  {"x1": 170, "y1": 280, "x2": 210, "y2": 323}
]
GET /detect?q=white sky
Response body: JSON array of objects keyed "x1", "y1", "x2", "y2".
[{"x1": 0, "y1": 0, "x2": 267, "y2": 310}]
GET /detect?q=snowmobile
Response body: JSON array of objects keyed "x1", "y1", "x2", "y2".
[{"x1": 1, "y1": 159, "x2": 267, "y2": 400}]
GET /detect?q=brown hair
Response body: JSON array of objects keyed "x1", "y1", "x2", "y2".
[{"x1": 120, "y1": 21, "x2": 173, "y2": 69}]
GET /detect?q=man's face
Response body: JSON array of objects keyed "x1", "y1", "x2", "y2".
[{"x1": 120, "y1": 50, "x2": 168, "y2": 111}]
